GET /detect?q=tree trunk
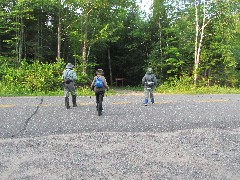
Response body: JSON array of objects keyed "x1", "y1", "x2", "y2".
[
  {"x1": 82, "y1": 41, "x2": 87, "y2": 75},
  {"x1": 82, "y1": 8, "x2": 91, "y2": 75},
  {"x1": 82, "y1": 37, "x2": 87, "y2": 75},
  {"x1": 194, "y1": 0, "x2": 207, "y2": 86},
  {"x1": 159, "y1": 15, "x2": 163, "y2": 75},
  {"x1": 194, "y1": 1, "x2": 199, "y2": 86},
  {"x1": 108, "y1": 46, "x2": 113, "y2": 85},
  {"x1": 17, "y1": 16, "x2": 23, "y2": 63},
  {"x1": 57, "y1": 0, "x2": 61, "y2": 61}
]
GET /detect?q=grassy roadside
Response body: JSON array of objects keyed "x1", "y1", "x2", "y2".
[
  {"x1": 108, "y1": 85, "x2": 240, "y2": 95},
  {"x1": 156, "y1": 85, "x2": 240, "y2": 94},
  {"x1": 1, "y1": 84, "x2": 240, "y2": 97}
]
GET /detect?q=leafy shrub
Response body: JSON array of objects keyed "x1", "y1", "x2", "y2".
[
  {"x1": 1, "y1": 59, "x2": 65, "y2": 93},
  {"x1": 0, "y1": 58, "x2": 99, "y2": 96}
]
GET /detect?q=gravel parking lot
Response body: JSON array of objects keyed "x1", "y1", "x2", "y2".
[{"x1": 0, "y1": 93, "x2": 240, "y2": 179}]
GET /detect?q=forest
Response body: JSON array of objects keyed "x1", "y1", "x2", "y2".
[{"x1": 0, "y1": 0, "x2": 240, "y2": 95}]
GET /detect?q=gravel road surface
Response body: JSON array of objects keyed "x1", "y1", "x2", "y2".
[{"x1": 0, "y1": 92, "x2": 240, "y2": 179}]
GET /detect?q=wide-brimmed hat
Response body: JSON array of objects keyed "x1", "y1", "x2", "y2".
[
  {"x1": 66, "y1": 63, "x2": 74, "y2": 69},
  {"x1": 96, "y1": 69, "x2": 104, "y2": 75}
]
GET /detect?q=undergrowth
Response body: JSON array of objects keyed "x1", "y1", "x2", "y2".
[
  {"x1": 1, "y1": 82, "x2": 240, "y2": 97},
  {"x1": 155, "y1": 84, "x2": 240, "y2": 94}
]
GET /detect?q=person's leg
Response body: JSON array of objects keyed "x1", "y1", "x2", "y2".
[
  {"x1": 72, "y1": 95, "x2": 77, "y2": 107},
  {"x1": 64, "y1": 84, "x2": 70, "y2": 109},
  {"x1": 101, "y1": 92, "x2": 104, "y2": 102},
  {"x1": 65, "y1": 97, "x2": 70, "y2": 109},
  {"x1": 69, "y1": 83, "x2": 77, "y2": 107},
  {"x1": 150, "y1": 88, "x2": 154, "y2": 104},
  {"x1": 100, "y1": 92, "x2": 104, "y2": 110},
  {"x1": 98, "y1": 93, "x2": 103, "y2": 110},
  {"x1": 144, "y1": 87, "x2": 149, "y2": 105},
  {"x1": 95, "y1": 92, "x2": 99, "y2": 109}
]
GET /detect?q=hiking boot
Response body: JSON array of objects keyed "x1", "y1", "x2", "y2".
[
  {"x1": 151, "y1": 98, "x2": 154, "y2": 104},
  {"x1": 144, "y1": 99, "x2": 148, "y2": 106}
]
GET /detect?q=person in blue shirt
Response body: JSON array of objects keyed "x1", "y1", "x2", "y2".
[
  {"x1": 62, "y1": 63, "x2": 77, "y2": 109},
  {"x1": 90, "y1": 69, "x2": 109, "y2": 111}
]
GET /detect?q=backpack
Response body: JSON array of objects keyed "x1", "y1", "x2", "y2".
[
  {"x1": 94, "y1": 76, "x2": 104, "y2": 88},
  {"x1": 145, "y1": 74, "x2": 155, "y2": 87},
  {"x1": 64, "y1": 69, "x2": 72, "y2": 84}
]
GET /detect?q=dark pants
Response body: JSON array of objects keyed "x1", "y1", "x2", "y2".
[
  {"x1": 64, "y1": 82, "x2": 77, "y2": 108},
  {"x1": 64, "y1": 82, "x2": 76, "y2": 97},
  {"x1": 95, "y1": 91, "x2": 104, "y2": 103}
]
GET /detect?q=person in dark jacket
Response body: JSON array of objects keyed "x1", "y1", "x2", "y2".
[
  {"x1": 142, "y1": 68, "x2": 157, "y2": 106},
  {"x1": 90, "y1": 69, "x2": 109, "y2": 110}
]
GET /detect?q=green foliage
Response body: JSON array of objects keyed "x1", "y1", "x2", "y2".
[
  {"x1": 0, "y1": 57, "x2": 108, "y2": 96},
  {"x1": 156, "y1": 76, "x2": 240, "y2": 94},
  {"x1": 156, "y1": 84, "x2": 240, "y2": 95},
  {"x1": 1, "y1": 0, "x2": 240, "y2": 91},
  {"x1": 0, "y1": 59, "x2": 65, "y2": 94},
  {"x1": 156, "y1": 75, "x2": 194, "y2": 94}
]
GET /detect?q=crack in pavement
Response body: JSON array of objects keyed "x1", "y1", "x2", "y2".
[{"x1": 11, "y1": 98, "x2": 43, "y2": 138}]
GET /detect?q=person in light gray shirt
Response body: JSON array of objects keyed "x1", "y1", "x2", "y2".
[
  {"x1": 62, "y1": 63, "x2": 77, "y2": 109},
  {"x1": 142, "y1": 68, "x2": 157, "y2": 106}
]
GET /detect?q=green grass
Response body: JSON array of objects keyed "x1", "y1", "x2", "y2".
[
  {"x1": 156, "y1": 84, "x2": 240, "y2": 94},
  {"x1": 0, "y1": 82, "x2": 117, "y2": 97},
  {"x1": 1, "y1": 82, "x2": 240, "y2": 97}
]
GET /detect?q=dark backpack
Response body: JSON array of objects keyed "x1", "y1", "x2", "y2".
[
  {"x1": 64, "y1": 70, "x2": 72, "y2": 84},
  {"x1": 145, "y1": 74, "x2": 155, "y2": 87},
  {"x1": 94, "y1": 77, "x2": 104, "y2": 88}
]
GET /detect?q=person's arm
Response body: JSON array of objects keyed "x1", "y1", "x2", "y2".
[
  {"x1": 90, "y1": 76, "x2": 96, "y2": 90},
  {"x1": 153, "y1": 74, "x2": 157, "y2": 86},
  {"x1": 102, "y1": 76, "x2": 109, "y2": 90},
  {"x1": 61, "y1": 70, "x2": 65, "y2": 84},
  {"x1": 62, "y1": 70, "x2": 65, "y2": 80},
  {"x1": 72, "y1": 70, "x2": 77, "y2": 80},
  {"x1": 142, "y1": 75, "x2": 146, "y2": 85}
]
